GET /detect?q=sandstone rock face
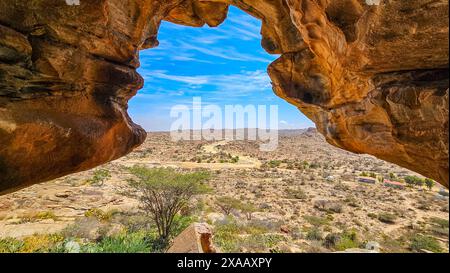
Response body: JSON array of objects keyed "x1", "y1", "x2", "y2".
[
  {"x1": 167, "y1": 223, "x2": 216, "y2": 253},
  {"x1": 0, "y1": 0, "x2": 448, "y2": 193}
]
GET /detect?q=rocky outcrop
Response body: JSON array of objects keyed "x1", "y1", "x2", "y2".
[
  {"x1": 0, "y1": 0, "x2": 448, "y2": 193},
  {"x1": 167, "y1": 223, "x2": 216, "y2": 253}
]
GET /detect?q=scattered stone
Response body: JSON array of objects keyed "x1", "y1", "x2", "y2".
[{"x1": 365, "y1": 241, "x2": 380, "y2": 252}]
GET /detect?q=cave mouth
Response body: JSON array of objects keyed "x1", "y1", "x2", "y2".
[
  {"x1": 128, "y1": 6, "x2": 315, "y2": 135},
  {"x1": 0, "y1": 0, "x2": 447, "y2": 194}
]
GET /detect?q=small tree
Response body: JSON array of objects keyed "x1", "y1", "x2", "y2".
[
  {"x1": 126, "y1": 166, "x2": 210, "y2": 241},
  {"x1": 87, "y1": 169, "x2": 111, "y2": 186},
  {"x1": 240, "y1": 202, "x2": 257, "y2": 220},
  {"x1": 216, "y1": 196, "x2": 242, "y2": 215},
  {"x1": 404, "y1": 175, "x2": 419, "y2": 187},
  {"x1": 425, "y1": 178, "x2": 435, "y2": 190}
]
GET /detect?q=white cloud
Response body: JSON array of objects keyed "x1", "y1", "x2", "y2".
[
  {"x1": 144, "y1": 70, "x2": 210, "y2": 85},
  {"x1": 177, "y1": 42, "x2": 272, "y2": 63},
  {"x1": 141, "y1": 69, "x2": 273, "y2": 97}
]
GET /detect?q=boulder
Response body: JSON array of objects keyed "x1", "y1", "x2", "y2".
[{"x1": 167, "y1": 223, "x2": 217, "y2": 253}]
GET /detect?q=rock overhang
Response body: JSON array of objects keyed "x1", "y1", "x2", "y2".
[{"x1": 0, "y1": 0, "x2": 448, "y2": 194}]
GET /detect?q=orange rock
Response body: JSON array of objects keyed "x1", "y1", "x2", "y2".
[
  {"x1": 0, "y1": 0, "x2": 448, "y2": 193},
  {"x1": 167, "y1": 223, "x2": 217, "y2": 253}
]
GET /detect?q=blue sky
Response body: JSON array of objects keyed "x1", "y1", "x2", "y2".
[{"x1": 129, "y1": 6, "x2": 315, "y2": 131}]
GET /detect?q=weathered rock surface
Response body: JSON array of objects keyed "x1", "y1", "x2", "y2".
[
  {"x1": 0, "y1": 0, "x2": 448, "y2": 193},
  {"x1": 167, "y1": 223, "x2": 217, "y2": 253}
]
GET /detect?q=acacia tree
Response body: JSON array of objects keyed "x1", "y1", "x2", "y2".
[
  {"x1": 216, "y1": 196, "x2": 242, "y2": 215},
  {"x1": 240, "y1": 202, "x2": 257, "y2": 220},
  {"x1": 127, "y1": 166, "x2": 210, "y2": 241}
]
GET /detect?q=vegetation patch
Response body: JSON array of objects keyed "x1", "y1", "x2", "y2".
[{"x1": 410, "y1": 234, "x2": 443, "y2": 253}]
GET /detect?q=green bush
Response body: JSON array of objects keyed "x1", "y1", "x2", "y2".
[
  {"x1": 82, "y1": 231, "x2": 155, "y2": 253},
  {"x1": 0, "y1": 234, "x2": 65, "y2": 253},
  {"x1": 267, "y1": 160, "x2": 281, "y2": 168},
  {"x1": 303, "y1": 215, "x2": 329, "y2": 226},
  {"x1": 306, "y1": 227, "x2": 323, "y2": 241},
  {"x1": 378, "y1": 213, "x2": 397, "y2": 224},
  {"x1": 170, "y1": 215, "x2": 197, "y2": 238},
  {"x1": 0, "y1": 238, "x2": 24, "y2": 253},
  {"x1": 404, "y1": 175, "x2": 425, "y2": 187},
  {"x1": 424, "y1": 178, "x2": 435, "y2": 190},
  {"x1": 84, "y1": 208, "x2": 118, "y2": 222},
  {"x1": 214, "y1": 218, "x2": 241, "y2": 252},
  {"x1": 410, "y1": 234, "x2": 443, "y2": 253},
  {"x1": 334, "y1": 230, "x2": 360, "y2": 251},
  {"x1": 240, "y1": 234, "x2": 285, "y2": 252},
  {"x1": 86, "y1": 169, "x2": 111, "y2": 186},
  {"x1": 285, "y1": 188, "x2": 307, "y2": 200},
  {"x1": 431, "y1": 217, "x2": 449, "y2": 228},
  {"x1": 324, "y1": 233, "x2": 340, "y2": 249}
]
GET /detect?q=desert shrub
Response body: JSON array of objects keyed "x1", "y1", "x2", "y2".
[
  {"x1": 344, "y1": 196, "x2": 359, "y2": 207},
  {"x1": 20, "y1": 211, "x2": 58, "y2": 223},
  {"x1": 314, "y1": 200, "x2": 343, "y2": 213},
  {"x1": 285, "y1": 188, "x2": 307, "y2": 200},
  {"x1": 430, "y1": 226, "x2": 449, "y2": 237},
  {"x1": 267, "y1": 160, "x2": 281, "y2": 168},
  {"x1": 62, "y1": 217, "x2": 104, "y2": 240},
  {"x1": 84, "y1": 208, "x2": 118, "y2": 222},
  {"x1": 360, "y1": 172, "x2": 376, "y2": 178},
  {"x1": 214, "y1": 216, "x2": 285, "y2": 252},
  {"x1": 0, "y1": 238, "x2": 24, "y2": 253},
  {"x1": 389, "y1": 172, "x2": 397, "y2": 180},
  {"x1": 35, "y1": 211, "x2": 57, "y2": 220},
  {"x1": 20, "y1": 234, "x2": 65, "y2": 253},
  {"x1": 323, "y1": 233, "x2": 340, "y2": 249},
  {"x1": 126, "y1": 166, "x2": 210, "y2": 241},
  {"x1": 239, "y1": 234, "x2": 285, "y2": 252},
  {"x1": 431, "y1": 217, "x2": 449, "y2": 228},
  {"x1": 424, "y1": 178, "x2": 435, "y2": 190},
  {"x1": 303, "y1": 215, "x2": 330, "y2": 226},
  {"x1": 117, "y1": 214, "x2": 152, "y2": 233},
  {"x1": 0, "y1": 234, "x2": 67, "y2": 253},
  {"x1": 214, "y1": 217, "x2": 241, "y2": 252},
  {"x1": 334, "y1": 230, "x2": 360, "y2": 251},
  {"x1": 246, "y1": 218, "x2": 283, "y2": 233},
  {"x1": 410, "y1": 234, "x2": 443, "y2": 253},
  {"x1": 82, "y1": 230, "x2": 155, "y2": 253},
  {"x1": 86, "y1": 169, "x2": 111, "y2": 186},
  {"x1": 378, "y1": 213, "x2": 397, "y2": 224},
  {"x1": 306, "y1": 227, "x2": 323, "y2": 241},
  {"x1": 404, "y1": 175, "x2": 425, "y2": 187},
  {"x1": 429, "y1": 217, "x2": 449, "y2": 236}
]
